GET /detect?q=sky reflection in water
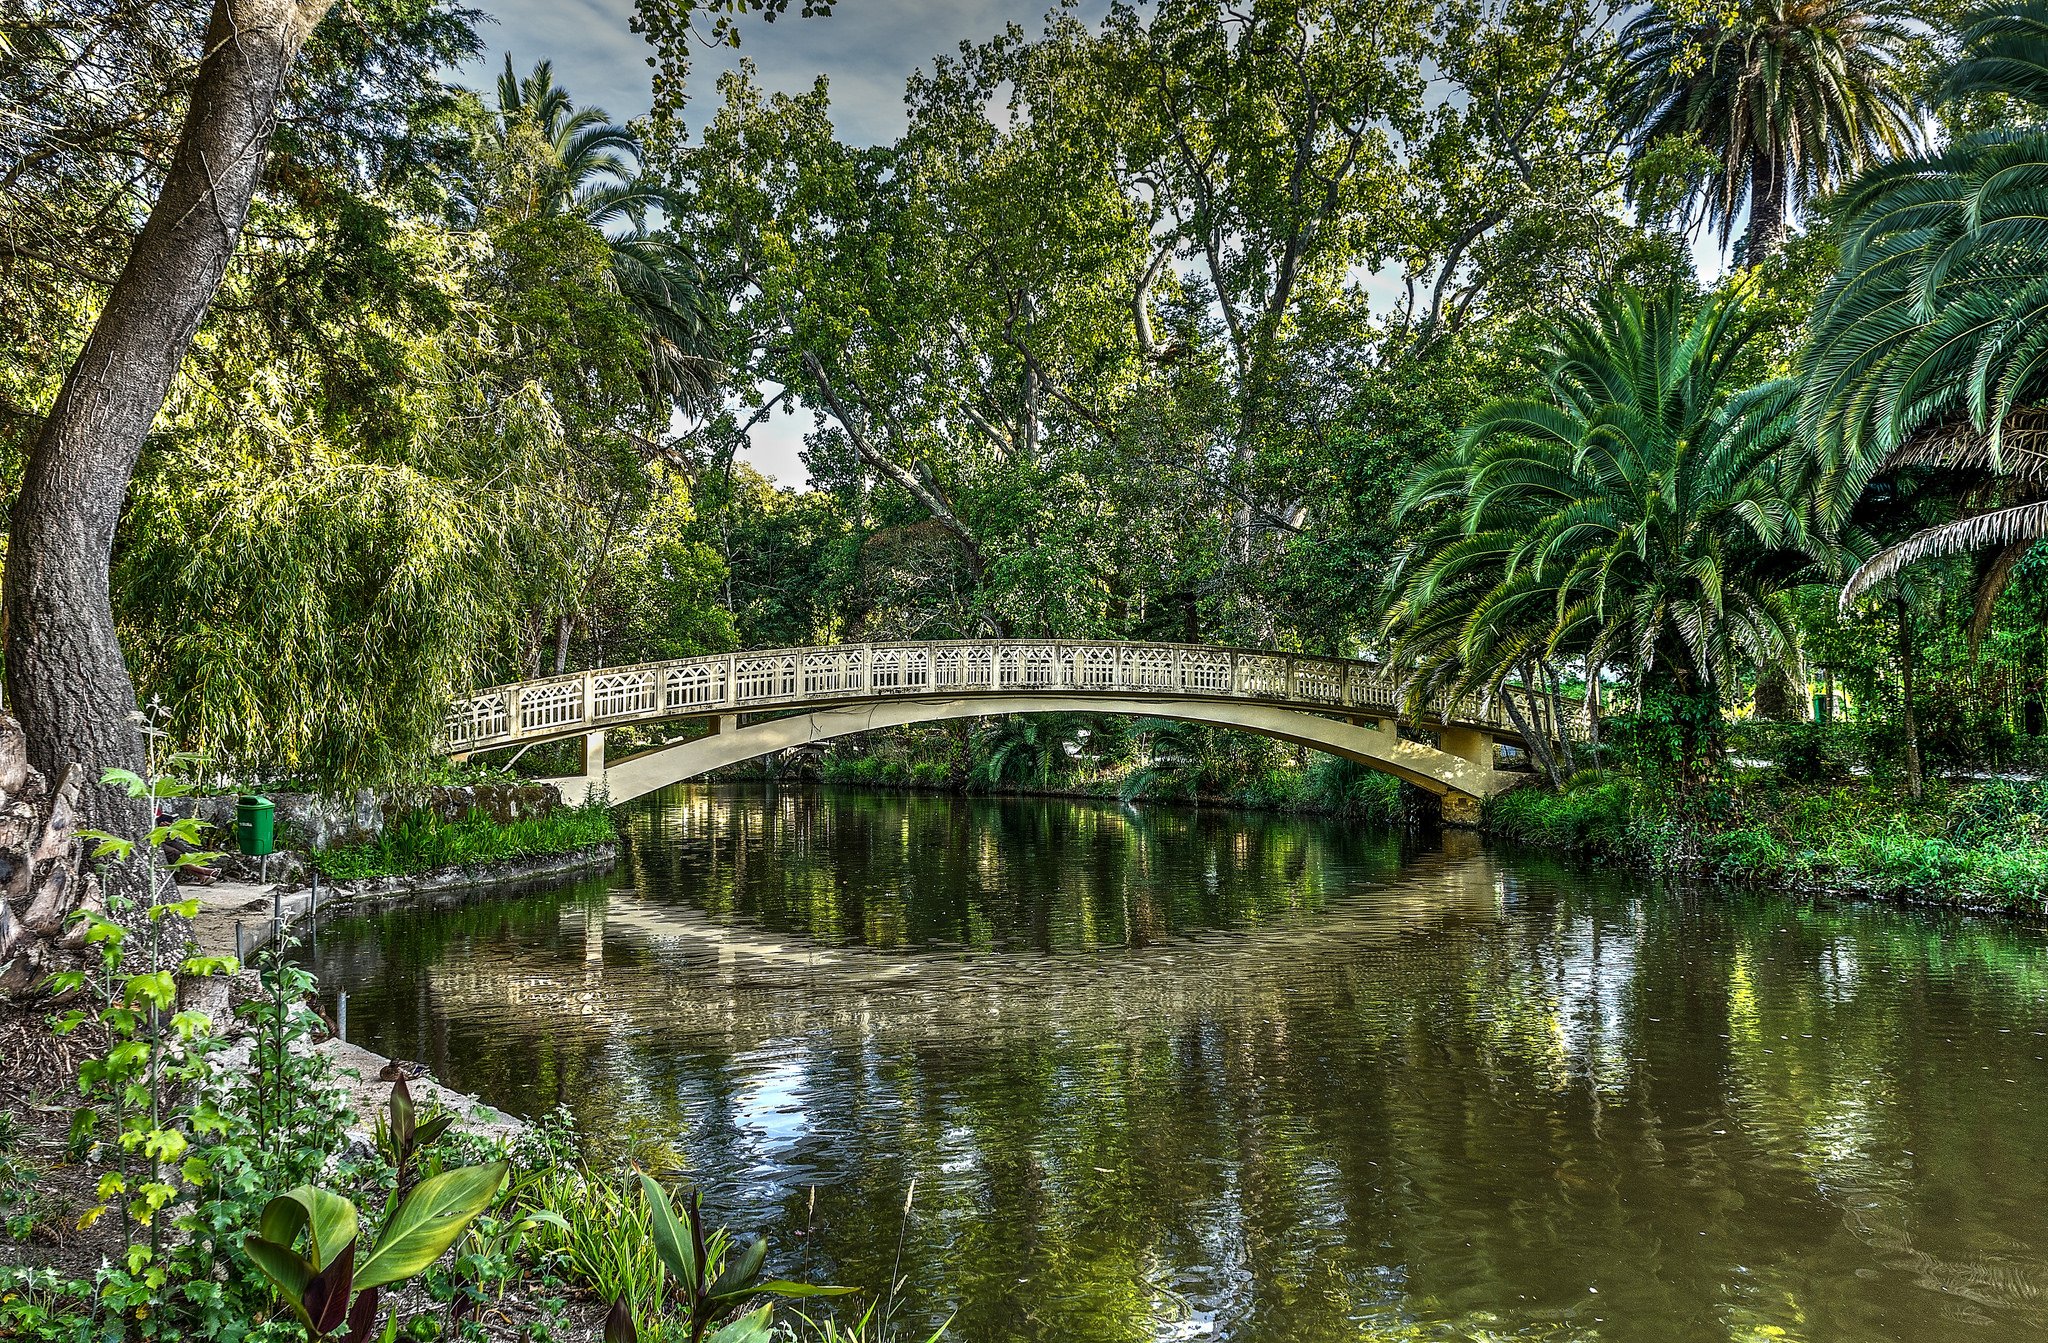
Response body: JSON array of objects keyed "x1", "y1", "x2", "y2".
[{"x1": 311, "y1": 786, "x2": 2048, "y2": 1342}]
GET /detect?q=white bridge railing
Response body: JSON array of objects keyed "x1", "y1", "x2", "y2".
[{"x1": 442, "y1": 640, "x2": 1577, "y2": 753}]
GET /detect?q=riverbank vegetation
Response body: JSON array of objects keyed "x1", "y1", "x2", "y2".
[
  {"x1": 312, "y1": 800, "x2": 618, "y2": 883},
  {"x1": 804, "y1": 718, "x2": 1406, "y2": 823},
  {"x1": 15, "y1": 0, "x2": 2048, "y2": 1329}
]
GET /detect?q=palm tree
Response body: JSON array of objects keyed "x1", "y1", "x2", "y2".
[
  {"x1": 1801, "y1": 0, "x2": 2048, "y2": 625},
  {"x1": 1384, "y1": 283, "x2": 1821, "y2": 770},
  {"x1": 1617, "y1": 0, "x2": 1920, "y2": 262},
  {"x1": 972, "y1": 714, "x2": 1083, "y2": 790},
  {"x1": 487, "y1": 56, "x2": 721, "y2": 409}
]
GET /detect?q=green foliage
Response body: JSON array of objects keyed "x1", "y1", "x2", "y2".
[
  {"x1": 314, "y1": 802, "x2": 617, "y2": 882},
  {"x1": 520, "y1": 1169, "x2": 853, "y2": 1343},
  {"x1": 1490, "y1": 753, "x2": 2048, "y2": 909},
  {"x1": 51, "y1": 740, "x2": 235, "y2": 1275},
  {"x1": 1802, "y1": 0, "x2": 2048, "y2": 606},
  {"x1": 1485, "y1": 778, "x2": 1644, "y2": 854},
  {"x1": 1385, "y1": 282, "x2": 1823, "y2": 761},
  {"x1": 1616, "y1": 0, "x2": 1920, "y2": 255},
  {"x1": 968, "y1": 715, "x2": 1084, "y2": 791},
  {"x1": 375, "y1": 1078, "x2": 456, "y2": 1203},
  {"x1": 241, "y1": 1162, "x2": 509, "y2": 1340}
]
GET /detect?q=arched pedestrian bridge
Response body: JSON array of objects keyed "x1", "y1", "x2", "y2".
[{"x1": 443, "y1": 641, "x2": 1563, "y2": 822}]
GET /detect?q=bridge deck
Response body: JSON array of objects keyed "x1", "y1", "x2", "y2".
[{"x1": 443, "y1": 639, "x2": 1569, "y2": 755}]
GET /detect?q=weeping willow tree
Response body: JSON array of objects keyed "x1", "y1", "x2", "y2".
[{"x1": 110, "y1": 216, "x2": 603, "y2": 787}]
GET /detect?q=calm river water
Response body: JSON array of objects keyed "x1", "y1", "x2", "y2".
[{"x1": 311, "y1": 786, "x2": 2048, "y2": 1342}]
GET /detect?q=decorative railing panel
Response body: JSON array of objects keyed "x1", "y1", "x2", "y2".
[{"x1": 442, "y1": 639, "x2": 1590, "y2": 753}]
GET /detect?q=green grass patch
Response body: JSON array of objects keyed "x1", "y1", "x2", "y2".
[
  {"x1": 1490, "y1": 767, "x2": 2048, "y2": 909},
  {"x1": 313, "y1": 800, "x2": 616, "y2": 881}
]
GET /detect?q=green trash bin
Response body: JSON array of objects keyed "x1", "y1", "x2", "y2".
[{"x1": 235, "y1": 795, "x2": 276, "y2": 857}]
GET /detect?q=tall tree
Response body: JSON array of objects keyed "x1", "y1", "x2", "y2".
[
  {"x1": 3, "y1": 0, "x2": 336, "y2": 824},
  {"x1": 485, "y1": 56, "x2": 721, "y2": 409},
  {"x1": 1617, "y1": 0, "x2": 1920, "y2": 262}
]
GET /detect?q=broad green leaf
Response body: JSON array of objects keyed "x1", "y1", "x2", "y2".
[
  {"x1": 639, "y1": 1171, "x2": 696, "y2": 1286},
  {"x1": 242, "y1": 1235, "x2": 316, "y2": 1323},
  {"x1": 123, "y1": 972, "x2": 176, "y2": 1010},
  {"x1": 353, "y1": 1162, "x2": 507, "y2": 1290},
  {"x1": 80, "y1": 833, "x2": 135, "y2": 862},
  {"x1": 704, "y1": 1306, "x2": 774, "y2": 1343},
  {"x1": 259, "y1": 1186, "x2": 361, "y2": 1272},
  {"x1": 705, "y1": 1236, "x2": 767, "y2": 1300},
  {"x1": 97, "y1": 768, "x2": 149, "y2": 797},
  {"x1": 745, "y1": 1281, "x2": 859, "y2": 1298},
  {"x1": 81, "y1": 920, "x2": 125, "y2": 946},
  {"x1": 170, "y1": 1010, "x2": 213, "y2": 1040}
]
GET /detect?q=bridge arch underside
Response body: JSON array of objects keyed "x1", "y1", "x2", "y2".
[{"x1": 538, "y1": 695, "x2": 1523, "y2": 811}]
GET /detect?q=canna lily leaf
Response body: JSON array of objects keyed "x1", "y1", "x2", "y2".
[
  {"x1": 302, "y1": 1237, "x2": 359, "y2": 1335},
  {"x1": 639, "y1": 1171, "x2": 696, "y2": 1286},
  {"x1": 259, "y1": 1185, "x2": 361, "y2": 1272},
  {"x1": 704, "y1": 1306, "x2": 774, "y2": 1343},
  {"x1": 603, "y1": 1298, "x2": 638, "y2": 1343},
  {"x1": 242, "y1": 1235, "x2": 316, "y2": 1323},
  {"x1": 705, "y1": 1235, "x2": 767, "y2": 1300},
  {"x1": 353, "y1": 1162, "x2": 507, "y2": 1290},
  {"x1": 342, "y1": 1283, "x2": 382, "y2": 1343}
]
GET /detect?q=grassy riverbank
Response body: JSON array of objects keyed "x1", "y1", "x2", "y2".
[
  {"x1": 313, "y1": 800, "x2": 617, "y2": 882},
  {"x1": 1488, "y1": 771, "x2": 2048, "y2": 910}
]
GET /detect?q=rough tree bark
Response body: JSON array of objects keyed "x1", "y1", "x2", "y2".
[
  {"x1": 2, "y1": 0, "x2": 334, "y2": 832},
  {"x1": 0, "y1": 715, "x2": 103, "y2": 997},
  {"x1": 1745, "y1": 145, "x2": 1787, "y2": 264}
]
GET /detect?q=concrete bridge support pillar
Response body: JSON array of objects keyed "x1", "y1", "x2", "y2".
[
  {"x1": 577, "y1": 729, "x2": 607, "y2": 777},
  {"x1": 1438, "y1": 725, "x2": 1496, "y2": 771},
  {"x1": 1436, "y1": 725, "x2": 1496, "y2": 829}
]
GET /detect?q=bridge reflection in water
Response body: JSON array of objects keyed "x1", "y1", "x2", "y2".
[{"x1": 308, "y1": 787, "x2": 2048, "y2": 1343}]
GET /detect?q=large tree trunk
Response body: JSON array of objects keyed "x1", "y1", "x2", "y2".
[
  {"x1": 2, "y1": 0, "x2": 333, "y2": 832},
  {"x1": 1745, "y1": 145, "x2": 1787, "y2": 264}
]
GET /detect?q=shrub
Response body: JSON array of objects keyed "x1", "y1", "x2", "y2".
[{"x1": 1486, "y1": 778, "x2": 1638, "y2": 855}]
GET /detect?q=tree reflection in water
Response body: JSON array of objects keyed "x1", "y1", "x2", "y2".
[{"x1": 309, "y1": 786, "x2": 2048, "y2": 1343}]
